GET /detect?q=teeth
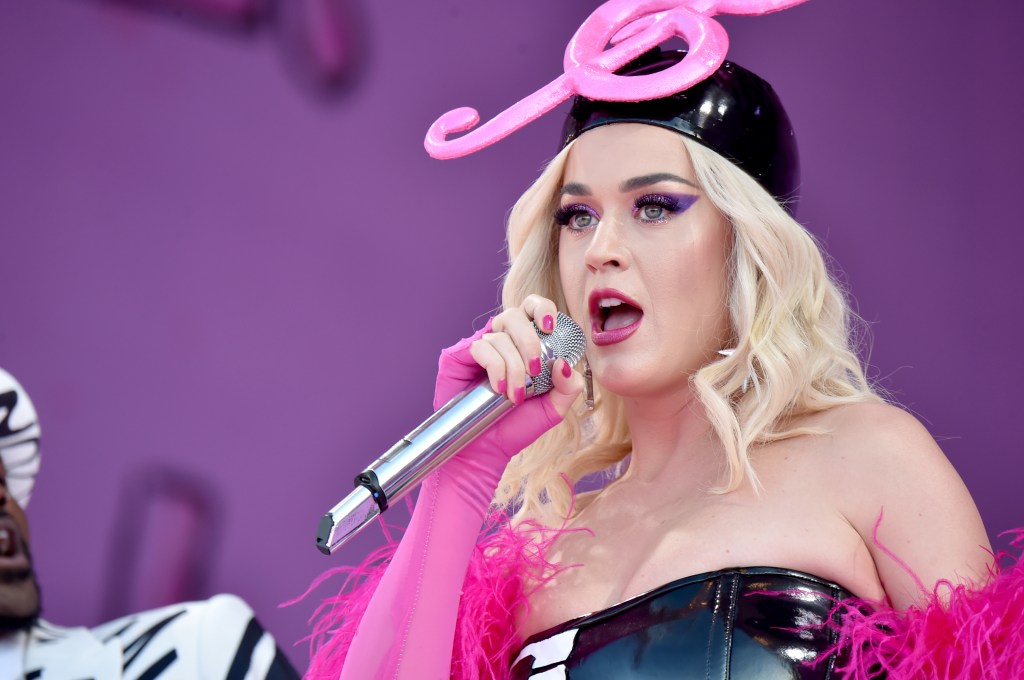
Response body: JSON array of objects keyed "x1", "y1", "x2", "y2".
[{"x1": 598, "y1": 299, "x2": 623, "y2": 308}]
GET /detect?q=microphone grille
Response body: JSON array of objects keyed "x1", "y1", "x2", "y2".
[{"x1": 532, "y1": 312, "x2": 587, "y2": 395}]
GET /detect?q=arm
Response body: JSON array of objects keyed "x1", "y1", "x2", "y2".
[
  {"x1": 827, "y1": 403, "x2": 1024, "y2": 678},
  {"x1": 836, "y1": 402, "x2": 992, "y2": 608},
  {"x1": 310, "y1": 299, "x2": 582, "y2": 679}
]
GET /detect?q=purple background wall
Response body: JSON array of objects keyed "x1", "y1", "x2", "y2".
[{"x1": 1, "y1": 0, "x2": 1021, "y2": 671}]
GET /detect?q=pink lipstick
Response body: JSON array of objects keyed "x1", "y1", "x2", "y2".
[{"x1": 589, "y1": 288, "x2": 644, "y2": 346}]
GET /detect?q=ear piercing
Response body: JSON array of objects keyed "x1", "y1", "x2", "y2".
[
  {"x1": 717, "y1": 348, "x2": 753, "y2": 394},
  {"x1": 583, "y1": 356, "x2": 594, "y2": 410}
]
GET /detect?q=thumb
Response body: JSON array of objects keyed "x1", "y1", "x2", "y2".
[{"x1": 547, "y1": 357, "x2": 585, "y2": 418}]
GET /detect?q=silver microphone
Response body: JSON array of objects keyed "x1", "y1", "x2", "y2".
[{"x1": 316, "y1": 312, "x2": 586, "y2": 555}]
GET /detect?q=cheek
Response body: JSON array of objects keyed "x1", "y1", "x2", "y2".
[
  {"x1": 657, "y1": 229, "x2": 731, "y2": 316},
  {"x1": 557, "y1": 238, "x2": 585, "y2": 315},
  {"x1": 690, "y1": 239, "x2": 729, "y2": 293},
  {"x1": 559, "y1": 270, "x2": 586, "y2": 321},
  {"x1": 686, "y1": 232, "x2": 733, "y2": 338},
  {"x1": 685, "y1": 216, "x2": 731, "y2": 285},
  {"x1": 13, "y1": 511, "x2": 31, "y2": 546}
]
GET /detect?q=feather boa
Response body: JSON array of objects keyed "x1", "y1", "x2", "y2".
[
  {"x1": 294, "y1": 511, "x2": 577, "y2": 680},
  {"x1": 297, "y1": 515, "x2": 1024, "y2": 679},
  {"x1": 828, "y1": 530, "x2": 1024, "y2": 679}
]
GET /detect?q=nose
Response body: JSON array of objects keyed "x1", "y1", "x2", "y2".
[{"x1": 584, "y1": 218, "x2": 629, "y2": 273}]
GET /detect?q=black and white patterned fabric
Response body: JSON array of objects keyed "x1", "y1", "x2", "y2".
[
  {"x1": 0, "y1": 368, "x2": 41, "y2": 508},
  {"x1": 22, "y1": 594, "x2": 298, "y2": 680}
]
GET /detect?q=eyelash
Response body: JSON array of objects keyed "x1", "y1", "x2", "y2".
[
  {"x1": 553, "y1": 203, "x2": 599, "y2": 231},
  {"x1": 632, "y1": 193, "x2": 695, "y2": 223},
  {"x1": 554, "y1": 193, "x2": 698, "y2": 232}
]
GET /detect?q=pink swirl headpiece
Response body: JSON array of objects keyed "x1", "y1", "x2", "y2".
[{"x1": 424, "y1": 0, "x2": 812, "y2": 160}]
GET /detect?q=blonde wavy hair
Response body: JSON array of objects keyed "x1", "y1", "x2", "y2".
[{"x1": 493, "y1": 135, "x2": 881, "y2": 525}]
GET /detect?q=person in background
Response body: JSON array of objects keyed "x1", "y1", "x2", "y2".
[{"x1": 0, "y1": 367, "x2": 299, "y2": 679}]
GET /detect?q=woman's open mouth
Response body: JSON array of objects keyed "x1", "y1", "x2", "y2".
[{"x1": 589, "y1": 289, "x2": 644, "y2": 346}]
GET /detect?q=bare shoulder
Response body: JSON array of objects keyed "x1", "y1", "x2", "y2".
[
  {"x1": 806, "y1": 401, "x2": 992, "y2": 608},
  {"x1": 815, "y1": 400, "x2": 932, "y2": 446},
  {"x1": 795, "y1": 401, "x2": 949, "y2": 475}
]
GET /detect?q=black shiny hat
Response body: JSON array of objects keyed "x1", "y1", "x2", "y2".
[{"x1": 561, "y1": 49, "x2": 799, "y2": 213}]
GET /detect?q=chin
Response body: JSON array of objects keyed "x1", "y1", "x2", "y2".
[
  {"x1": 0, "y1": 575, "x2": 42, "y2": 633},
  {"x1": 591, "y1": 351, "x2": 698, "y2": 401},
  {"x1": 0, "y1": 611, "x2": 39, "y2": 634},
  {"x1": 591, "y1": 360, "x2": 661, "y2": 399}
]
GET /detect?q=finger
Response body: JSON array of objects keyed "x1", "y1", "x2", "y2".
[
  {"x1": 482, "y1": 332, "x2": 529, "y2": 403},
  {"x1": 495, "y1": 358, "x2": 583, "y2": 450},
  {"x1": 522, "y1": 295, "x2": 559, "y2": 334},
  {"x1": 468, "y1": 338, "x2": 508, "y2": 396},
  {"x1": 547, "y1": 358, "x2": 585, "y2": 417},
  {"x1": 492, "y1": 308, "x2": 545, "y2": 378}
]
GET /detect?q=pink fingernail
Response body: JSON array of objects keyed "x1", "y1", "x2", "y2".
[
  {"x1": 529, "y1": 356, "x2": 542, "y2": 375},
  {"x1": 497, "y1": 378, "x2": 507, "y2": 394},
  {"x1": 542, "y1": 315, "x2": 554, "y2": 332},
  {"x1": 561, "y1": 360, "x2": 572, "y2": 379},
  {"x1": 514, "y1": 386, "x2": 526, "y2": 404}
]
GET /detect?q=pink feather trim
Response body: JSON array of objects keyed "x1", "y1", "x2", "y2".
[
  {"x1": 296, "y1": 511, "x2": 580, "y2": 680},
  {"x1": 827, "y1": 530, "x2": 1024, "y2": 679}
]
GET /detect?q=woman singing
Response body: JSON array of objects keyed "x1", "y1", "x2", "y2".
[{"x1": 307, "y1": 5, "x2": 1017, "y2": 677}]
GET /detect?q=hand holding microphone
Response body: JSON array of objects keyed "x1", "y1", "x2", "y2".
[
  {"x1": 317, "y1": 297, "x2": 586, "y2": 554},
  {"x1": 431, "y1": 297, "x2": 586, "y2": 512}
]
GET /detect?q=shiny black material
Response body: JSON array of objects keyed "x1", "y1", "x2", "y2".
[
  {"x1": 511, "y1": 566, "x2": 852, "y2": 679},
  {"x1": 561, "y1": 49, "x2": 800, "y2": 214}
]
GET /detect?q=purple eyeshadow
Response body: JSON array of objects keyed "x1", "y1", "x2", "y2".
[
  {"x1": 554, "y1": 203, "x2": 600, "y2": 226},
  {"x1": 639, "y1": 193, "x2": 699, "y2": 213}
]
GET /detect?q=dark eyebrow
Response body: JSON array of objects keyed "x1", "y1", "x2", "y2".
[
  {"x1": 560, "y1": 182, "x2": 591, "y2": 196},
  {"x1": 560, "y1": 173, "x2": 697, "y2": 197},
  {"x1": 620, "y1": 173, "x2": 697, "y2": 192}
]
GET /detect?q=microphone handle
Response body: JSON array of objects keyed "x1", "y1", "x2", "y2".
[
  {"x1": 316, "y1": 311, "x2": 585, "y2": 556},
  {"x1": 316, "y1": 376, "x2": 534, "y2": 555}
]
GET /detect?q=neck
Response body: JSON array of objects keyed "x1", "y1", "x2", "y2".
[{"x1": 618, "y1": 387, "x2": 723, "y2": 489}]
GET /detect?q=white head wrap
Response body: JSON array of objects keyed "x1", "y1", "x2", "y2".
[{"x1": 0, "y1": 368, "x2": 41, "y2": 507}]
